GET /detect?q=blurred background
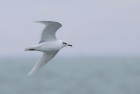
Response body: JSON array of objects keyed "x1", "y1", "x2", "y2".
[{"x1": 0, "y1": 0, "x2": 140, "y2": 94}]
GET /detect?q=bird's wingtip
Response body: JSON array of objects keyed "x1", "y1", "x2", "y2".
[
  {"x1": 28, "y1": 73, "x2": 31, "y2": 76},
  {"x1": 28, "y1": 71, "x2": 33, "y2": 76},
  {"x1": 33, "y1": 21, "x2": 41, "y2": 23},
  {"x1": 33, "y1": 21, "x2": 62, "y2": 26}
]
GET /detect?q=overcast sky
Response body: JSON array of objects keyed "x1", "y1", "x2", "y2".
[{"x1": 0, "y1": 0, "x2": 140, "y2": 57}]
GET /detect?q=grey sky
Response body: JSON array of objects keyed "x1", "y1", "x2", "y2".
[{"x1": 0, "y1": 0, "x2": 140, "y2": 57}]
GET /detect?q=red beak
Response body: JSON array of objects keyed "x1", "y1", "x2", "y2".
[{"x1": 68, "y1": 44, "x2": 72, "y2": 47}]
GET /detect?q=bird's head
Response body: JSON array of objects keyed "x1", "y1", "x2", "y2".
[{"x1": 59, "y1": 40, "x2": 72, "y2": 47}]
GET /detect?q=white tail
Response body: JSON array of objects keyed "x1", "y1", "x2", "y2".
[{"x1": 24, "y1": 47, "x2": 36, "y2": 51}]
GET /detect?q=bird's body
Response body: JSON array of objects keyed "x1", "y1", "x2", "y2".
[
  {"x1": 25, "y1": 40, "x2": 63, "y2": 52},
  {"x1": 25, "y1": 21, "x2": 72, "y2": 75}
]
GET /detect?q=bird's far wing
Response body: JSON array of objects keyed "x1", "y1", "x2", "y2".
[
  {"x1": 34, "y1": 21, "x2": 62, "y2": 44},
  {"x1": 28, "y1": 51, "x2": 59, "y2": 75}
]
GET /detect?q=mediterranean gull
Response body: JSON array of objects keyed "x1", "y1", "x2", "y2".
[{"x1": 25, "y1": 21, "x2": 72, "y2": 75}]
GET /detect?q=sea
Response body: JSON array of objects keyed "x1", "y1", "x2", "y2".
[{"x1": 0, "y1": 56, "x2": 140, "y2": 94}]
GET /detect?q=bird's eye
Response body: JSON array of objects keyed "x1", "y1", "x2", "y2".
[{"x1": 63, "y1": 42, "x2": 67, "y2": 45}]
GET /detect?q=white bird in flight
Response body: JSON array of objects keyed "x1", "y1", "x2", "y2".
[{"x1": 25, "y1": 21, "x2": 72, "y2": 75}]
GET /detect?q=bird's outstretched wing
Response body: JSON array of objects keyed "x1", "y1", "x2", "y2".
[
  {"x1": 34, "y1": 21, "x2": 62, "y2": 44},
  {"x1": 28, "y1": 51, "x2": 59, "y2": 75}
]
